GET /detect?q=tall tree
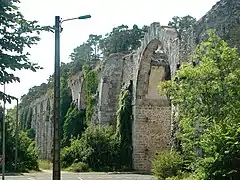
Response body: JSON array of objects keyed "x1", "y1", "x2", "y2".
[
  {"x1": 168, "y1": 15, "x2": 196, "y2": 39},
  {"x1": 69, "y1": 43, "x2": 93, "y2": 74},
  {"x1": 0, "y1": 0, "x2": 52, "y2": 102},
  {"x1": 99, "y1": 24, "x2": 146, "y2": 57},
  {"x1": 87, "y1": 34, "x2": 102, "y2": 60}
]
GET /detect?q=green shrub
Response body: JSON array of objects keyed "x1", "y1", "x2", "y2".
[
  {"x1": 1, "y1": 130, "x2": 39, "y2": 172},
  {"x1": 61, "y1": 138, "x2": 85, "y2": 168},
  {"x1": 62, "y1": 104, "x2": 86, "y2": 146},
  {"x1": 17, "y1": 131, "x2": 39, "y2": 171},
  {"x1": 115, "y1": 82, "x2": 133, "y2": 170},
  {"x1": 166, "y1": 172, "x2": 197, "y2": 180},
  {"x1": 39, "y1": 160, "x2": 52, "y2": 170},
  {"x1": 61, "y1": 125, "x2": 119, "y2": 171},
  {"x1": 66, "y1": 162, "x2": 89, "y2": 172},
  {"x1": 152, "y1": 150, "x2": 184, "y2": 180}
]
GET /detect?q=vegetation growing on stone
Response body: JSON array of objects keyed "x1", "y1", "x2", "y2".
[
  {"x1": 115, "y1": 81, "x2": 133, "y2": 170},
  {"x1": 158, "y1": 30, "x2": 240, "y2": 180},
  {"x1": 3, "y1": 1, "x2": 239, "y2": 177},
  {"x1": 83, "y1": 65, "x2": 99, "y2": 123},
  {"x1": 62, "y1": 104, "x2": 86, "y2": 147}
]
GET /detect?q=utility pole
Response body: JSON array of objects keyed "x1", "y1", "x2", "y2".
[
  {"x1": 2, "y1": 84, "x2": 6, "y2": 180},
  {"x1": 52, "y1": 14, "x2": 91, "y2": 180},
  {"x1": 14, "y1": 98, "x2": 19, "y2": 171},
  {"x1": 53, "y1": 15, "x2": 61, "y2": 180}
]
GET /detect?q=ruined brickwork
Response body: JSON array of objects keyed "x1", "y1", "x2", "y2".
[{"x1": 21, "y1": 0, "x2": 240, "y2": 169}]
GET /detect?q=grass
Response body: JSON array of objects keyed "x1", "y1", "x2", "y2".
[{"x1": 38, "y1": 160, "x2": 52, "y2": 170}]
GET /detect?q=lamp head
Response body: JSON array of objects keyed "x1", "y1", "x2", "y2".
[{"x1": 78, "y1": 15, "x2": 91, "y2": 19}]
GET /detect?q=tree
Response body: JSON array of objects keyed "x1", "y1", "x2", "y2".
[
  {"x1": 168, "y1": 15, "x2": 196, "y2": 39},
  {"x1": 99, "y1": 24, "x2": 146, "y2": 56},
  {"x1": 159, "y1": 30, "x2": 240, "y2": 179},
  {"x1": 87, "y1": 34, "x2": 102, "y2": 60},
  {"x1": 69, "y1": 43, "x2": 93, "y2": 74},
  {"x1": 0, "y1": 105, "x2": 39, "y2": 172},
  {"x1": 69, "y1": 43, "x2": 93, "y2": 62},
  {"x1": 0, "y1": 0, "x2": 52, "y2": 103}
]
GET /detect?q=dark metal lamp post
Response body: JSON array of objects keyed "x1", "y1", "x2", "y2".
[{"x1": 53, "y1": 14, "x2": 91, "y2": 180}]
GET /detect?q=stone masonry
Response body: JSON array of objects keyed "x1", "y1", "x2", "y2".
[
  {"x1": 131, "y1": 23, "x2": 179, "y2": 171},
  {"x1": 28, "y1": 93, "x2": 54, "y2": 160},
  {"x1": 22, "y1": 0, "x2": 240, "y2": 169}
]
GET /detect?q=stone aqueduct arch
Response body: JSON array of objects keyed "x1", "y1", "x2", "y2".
[
  {"x1": 26, "y1": 23, "x2": 181, "y2": 167},
  {"x1": 132, "y1": 23, "x2": 180, "y2": 171}
]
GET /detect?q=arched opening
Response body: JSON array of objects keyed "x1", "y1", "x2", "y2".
[{"x1": 133, "y1": 39, "x2": 172, "y2": 172}]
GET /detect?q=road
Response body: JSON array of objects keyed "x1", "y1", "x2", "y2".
[{"x1": 1, "y1": 171, "x2": 156, "y2": 180}]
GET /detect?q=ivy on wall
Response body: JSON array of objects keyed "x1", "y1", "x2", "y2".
[
  {"x1": 83, "y1": 65, "x2": 99, "y2": 123},
  {"x1": 115, "y1": 81, "x2": 133, "y2": 170},
  {"x1": 62, "y1": 103, "x2": 86, "y2": 147}
]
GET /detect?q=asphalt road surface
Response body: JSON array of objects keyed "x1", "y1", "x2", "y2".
[{"x1": 1, "y1": 171, "x2": 156, "y2": 180}]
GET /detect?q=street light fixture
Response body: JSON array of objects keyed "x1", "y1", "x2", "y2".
[{"x1": 53, "y1": 14, "x2": 91, "y2": 180}]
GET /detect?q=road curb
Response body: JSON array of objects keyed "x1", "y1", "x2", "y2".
[
  {"x1": 107, "y1": 172, "x2": 133, "y2": 174},
  {"x1": 0, "y1": 173, "x2": 23, "y2": 176}
]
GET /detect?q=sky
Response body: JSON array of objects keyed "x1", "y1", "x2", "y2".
[{"x1": 1, "y1": 0, "x2": 219, "y2": 108}]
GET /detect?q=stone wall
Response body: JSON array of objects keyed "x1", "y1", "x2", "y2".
[
  {"x1": 132, "y1": 23, "x2": 179, "y2": 171},
  {"x1": 18, "y1": 0, "x2": 240, "y2": 169},
  {"x1": 68, "y1": 72, "x2": 86, "y2": 110},
  {"x1": 96, "y1": 52, "x2": 132, "y2": 125},
  {"x1": 27, "y1": 93, "x2": 54, "y2": 160}
]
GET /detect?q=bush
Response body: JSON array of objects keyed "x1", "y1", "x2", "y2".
[
  {"x1": 66, "y1": 162, "x2": 89, "y2": 172},
  {"x1": 166, "y1": 172, "x2": 197, "y2": 180},
  {"x1": 61, "y1": 125, "x2": 119, "y2": 171},
  {"x1": 62, "y1": 104, "x2": 86, "y2": 146},
  {"x1": 17, "y1": 131, "x2": 39, "y2": 171},
  {"x1": 1, "y1": 130, "x2": 39, "y2": 172},
  {"x1": 61, "y1": 138, "x2": 86, "y2": 168},
  {"x1": 152, "y1": 150, "x2": 184, "y2": 180}
]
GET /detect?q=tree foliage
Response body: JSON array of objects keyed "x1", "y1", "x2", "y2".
[
  {"x1": 1, "y1": 106, "x2": 39, "y2": 172},
  {"x1": 99, "y1": 24, "x2": 146, "y2": 56},
  {"x1": 0, "y1": 0, "x2": 52, "y2": 103},
  {"x1": 152, "y1": 150, "x2": 184, "y2": 180},
  {"x1": 61, "y1": 125, "x2": 119, "y2": 171},
  {"x1": 159, "y1": 30, "x2": 240, "y2": 180},
  {"x1": 168, "y1": 15, "x2": 196, "y2": 39},
  {"x1": 62, "y1": 104, "x2": 86, "y2": 146},
  {"x1": 83, "y1": 65, "x2": 99, "y2": 123}
]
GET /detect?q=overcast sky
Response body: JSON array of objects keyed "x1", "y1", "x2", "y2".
[{"x1": 1, "y1": 0, "x2": 219, "y2": 108}]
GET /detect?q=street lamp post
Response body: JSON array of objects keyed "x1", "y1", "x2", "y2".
[
  {"x1": 53, "y1": 14, "x2": 91, "y2": 180},
  {"x1": 2, "y1": 84, "x2": 6, "y2": 180},
  {"x1": 14, "y1": 98, "x2": 18, "y2": 171}
]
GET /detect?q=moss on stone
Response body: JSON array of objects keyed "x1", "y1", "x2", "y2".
[
  {"x1": 115, "y1": 81, "x2": 133, "y2": 170},
  {"x1": 83, "y1": 65, "x2": 99, "y2": 123}
]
